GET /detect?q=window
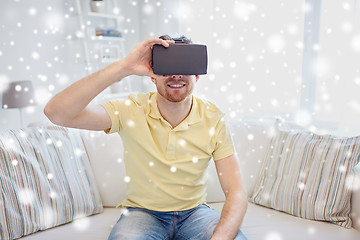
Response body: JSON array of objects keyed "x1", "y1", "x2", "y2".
[
  {"x1": 312, "y1": 1, "x2": 360, "y2": 135},
  {"x1": 178, "y1": 0, "x2": 305, "y2": 121}
]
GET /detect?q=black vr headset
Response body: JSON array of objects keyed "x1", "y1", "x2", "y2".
[{"x1": 151, "y1": 38, "x2": 208, "y2": 76}]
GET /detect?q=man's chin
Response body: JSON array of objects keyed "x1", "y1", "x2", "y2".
[
  {"x1": 157, "y1": 88, "x2": 193, "y2": 103},
  {"x1": 163, "y1": 93, "x2": 189, "y2": 103},
  {"x1": 166, "y1": 96, "x2": 187, "y2": 103}
]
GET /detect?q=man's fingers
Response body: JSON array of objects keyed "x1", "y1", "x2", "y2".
[
  {"x1": 165, "y1": 40, "x2": 175, "y2": 45},
  {"x1": 144, "y1": 38, "x2": 172, "y2": 48}
]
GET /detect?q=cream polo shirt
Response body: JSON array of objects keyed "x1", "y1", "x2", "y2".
[{"x1": 101, "y1": 92, "x2": 234, "y2": 211}]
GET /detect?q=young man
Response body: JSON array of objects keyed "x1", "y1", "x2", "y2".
[{"x1": 44, "y1": 35, "x2": 248, "y2": 240}]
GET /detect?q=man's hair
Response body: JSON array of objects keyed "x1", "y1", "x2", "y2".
[{"x1": 159, "y1": 34, "x2": 192, "y2": 44}]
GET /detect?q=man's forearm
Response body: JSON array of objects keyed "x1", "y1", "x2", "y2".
[
  {"x1": 211, "y1": 190, "x2": 248, "y2": 240},
  {"x1": 44, "y1": 60, "x2": 129, "y2": 124}
]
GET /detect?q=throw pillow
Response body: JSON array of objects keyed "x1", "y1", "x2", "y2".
[
  {"x1": 250, "y1": 127, "x2": 360, "y2": 228},
  {"x1": 350, "y1": 164, "x2": 360, "y2": 231},
  {"x1": 0, "y1": 126, "x2": 103, "y2": 239}
]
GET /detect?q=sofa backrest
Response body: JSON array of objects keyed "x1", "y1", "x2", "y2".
[
  {"x1": 80, "y1": 130, "x2": 126, "y2": 207},
  {"x1": 80, "y1": 120, "x2": 275, "y2": 206},
  {"x1": 80, "y1": 120, "x2": 360, "y2": 231},
  {"x1": 206, "y1": 120, "x2": 275, "y2": 202},
  {"x1": 229, "y1": 120, "x2": 275, "y2": 196},
  {"x1": 80, "y1": 130, "x2": 229, "y2": 205}
]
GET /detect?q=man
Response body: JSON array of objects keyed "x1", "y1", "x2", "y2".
[{"x1": 44, "y1": 35, "x2": 248, "y2": 240}]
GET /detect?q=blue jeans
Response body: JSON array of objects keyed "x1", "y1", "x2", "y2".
[{"x1": 108, "y1": 204, "x2": 247, "y2": 240}]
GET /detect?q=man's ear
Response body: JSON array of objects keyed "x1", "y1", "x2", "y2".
[{"x1": 195, "y1": 75, "x2": 200, "y2": 82}]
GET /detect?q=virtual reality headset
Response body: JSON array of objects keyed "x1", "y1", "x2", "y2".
[{"x1": 152, "y1": 43, "x2": 208, "y2": 75}]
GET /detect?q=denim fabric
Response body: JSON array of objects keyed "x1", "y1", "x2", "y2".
[{"x1": 108, "y1": 204, "x2": 247, "y2": 240}]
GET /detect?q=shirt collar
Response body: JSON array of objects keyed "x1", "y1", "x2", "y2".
[{"x1": 148, "y1": 92, "x2": 202, "y2": 127}]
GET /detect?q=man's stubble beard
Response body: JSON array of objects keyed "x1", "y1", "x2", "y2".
[{"x1": 156, "y1": 79, "x2": 194, "y2": 103}]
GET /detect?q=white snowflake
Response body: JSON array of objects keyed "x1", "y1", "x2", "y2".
[
  {"x1": 294, "y1": 110, "x2": 312, "y2": 126},
  {"x1": 342, "y1": 2, "x2": 352, "y2": 10},
  {"x1": 247, "y1": 134, "x2": 254, "y2": 141},
  {"x1": 73, "y1": 217, "x2": 90, "y2": 231},
  {"x1": 178, "y1": 139, "x2": 186, "y2": 147},
  {"x1": 265, "y1": 231, "x2": 283, "y2": 240},
  {"x1": 124, "y1": 176, "x2": 131, "y2": 183},
  {"x1": 18, "y1": 188, "x2": 35, "y2": 205},
  {"x1": 209, "y1": 127, "x2": 215, "y2": 136},
  {"x1": 40, "y1": 207, "x2": 55, "y2": 228},
  {"x1": 267, "y1": 35, "x2": 285, "y2": 53},
  {"x1": 298, "y1": 182, "x2": 305, "y2": 190},
  {"x1": 127, "y1": 120, "x2": 135, "y2": 127},
  {"x1": 28, "y1": 7, "x2": 37, "y2": 16},
  {"x1": 351, "y1": 34, "x2": 360, "y2": 52},
  {"x1": 47, "y1": 173, "x2": 54, "y2": 180},
  {"x1": 143, "y1": 4, "x2": 154, "y2": 15},
  {"x1": 233, "y1": 2, "x2": 256, "y2": 21},
  {"x1": 75, "y1": 148, "x2": 83, "y2": 156}
]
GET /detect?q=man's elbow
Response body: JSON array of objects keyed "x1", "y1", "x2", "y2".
[
  {"x1": 238, "y1": 188, "x2": 248, "y2": 204},
  {"x1": 236, "y1": 189, "x2": 248, "y2": 211},
  {"x1": 229, "y1": 187, "x2": 248, "y2": 205},
  {"x1": 43, "y1": 104, "x2": 64, "y2": 126}
]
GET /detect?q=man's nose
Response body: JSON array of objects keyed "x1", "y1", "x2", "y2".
[{"x1": 171, "y1": 75, "x2": 183, "y2": 79}]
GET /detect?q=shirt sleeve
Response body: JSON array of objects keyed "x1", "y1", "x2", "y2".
[
  {"x1": 100, "y1": 100, "x2": 123, "y2": 134},
  {"x1": 212, "y1": 118, "x2": 235, "y2": 161}
]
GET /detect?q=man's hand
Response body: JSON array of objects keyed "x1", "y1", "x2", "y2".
[
  {"x1": 45, "y1": 37, "x2": 173, "y2": 130},
  {"x1": 122, "y1": 38, "x2": 174, "y2": 78}
]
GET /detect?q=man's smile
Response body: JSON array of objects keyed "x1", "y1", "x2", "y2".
[{"x1": 167, "y1": 82, "x2": 186, "y2": 89}]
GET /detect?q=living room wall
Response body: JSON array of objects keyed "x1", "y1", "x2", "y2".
[
  {"x1": 0, "y1": 0, "x2": 144, "y2": 129},
  {"x1": 1, "y1": 0, "x2": 360, "y2": 137},
  {"x1": 172, "y1": 0, "x2": 360, "y2": 136}
]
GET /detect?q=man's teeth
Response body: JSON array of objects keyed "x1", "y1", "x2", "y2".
[{"x1": 169, "y1": 84, "x2": 184, "y2": 87}]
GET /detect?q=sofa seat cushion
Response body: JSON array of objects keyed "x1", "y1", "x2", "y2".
[
  {"x1": 22, "y1": 203, "x2": 360, "y2": 240},
  {"x1": 210, "y1": 202, "x2": 360, "y2": 240},
  {"x1": 22, "y1": 207, "x2": 122, "y2": 240}
]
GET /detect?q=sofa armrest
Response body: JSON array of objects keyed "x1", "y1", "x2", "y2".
[{"x1": 351, "y1": 163, "x2": 360, "y2": 231}]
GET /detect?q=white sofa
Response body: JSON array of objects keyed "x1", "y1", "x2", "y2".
[{"x1": 3, "y1": 120, "x2": 360, "y2": 240}]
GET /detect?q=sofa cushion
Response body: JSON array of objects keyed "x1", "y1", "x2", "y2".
[
  {"x1": 211, "y1": 202, "x2": 360, "y2": 240},
  {"x1": 22, "y1": 203, "x2": 360, "y2": 240},
  {"x1": 0, "y1": 126, "x2": 103, "y2": 239},
  {"x1": 21, "y1": 207, "x2": 122, "y2": 240},
  {"x1": 350, "y1": 164, "x2": 360, "y2": 231},
  {"x1": 251, "y1": 128, "x2": 360, "y2": 228}
]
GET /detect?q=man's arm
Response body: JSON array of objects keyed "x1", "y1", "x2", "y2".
[
  {"x1": 44, "y1": 38, "x2": 171, "y2": 131},
  {"x1": 211, "y1": 154, "x2": 248, "y2": 240}
]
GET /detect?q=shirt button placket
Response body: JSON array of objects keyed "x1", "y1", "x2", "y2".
[{"x1": 166, "y1": 130, "x2": 176, "y2": 159}]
